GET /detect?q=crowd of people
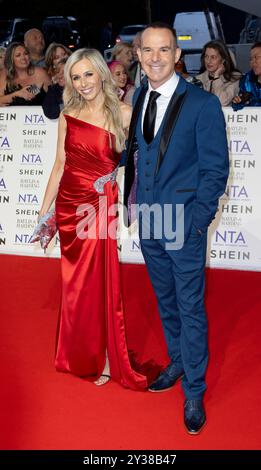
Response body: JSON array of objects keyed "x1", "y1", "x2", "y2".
[
  {"x1": 0, "y1": 26, "x2": 260, "y2": 114},
  {"x1": 3, "y1": 22, "x2": 261, "y2": 436},
  {"x1": 0, "y1": 28, "x2": 72, "y2": 114},
  {"x1": 0, "y1": 25, "x2": 260, "y2": 115}
]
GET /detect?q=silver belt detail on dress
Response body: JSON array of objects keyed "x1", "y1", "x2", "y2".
[{"x1": 93, "y1": 166, "x2": 119, "y2": 194}]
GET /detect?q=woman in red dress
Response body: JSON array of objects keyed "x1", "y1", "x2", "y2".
[{"x1": 39, "y1": 48, "x2": 150, "y2": 390}]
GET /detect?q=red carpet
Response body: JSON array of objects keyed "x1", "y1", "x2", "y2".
[{"x1": 0, "y1": 254, "x2": 260, "y2": 450}]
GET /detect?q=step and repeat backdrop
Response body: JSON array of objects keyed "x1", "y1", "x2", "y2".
[{"x1": 0, "y1": 107, "x2": 260, "y2": 271}]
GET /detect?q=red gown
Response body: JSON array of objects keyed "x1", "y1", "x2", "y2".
[{"x1": 55, "y1": 114, "x2": 148, "y2": 390}]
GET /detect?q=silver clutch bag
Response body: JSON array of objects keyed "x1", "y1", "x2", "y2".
[{"x1": 31, "y1": 209, "x2": 57, "y2": 252}]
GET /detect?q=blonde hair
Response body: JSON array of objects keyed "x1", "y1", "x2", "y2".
[
  {"x1": 112, "y1": 42, "x2": 132, "y2": 61},
  {"x1": 63, "y1": 48, "x2": 126, "y2": 153}
]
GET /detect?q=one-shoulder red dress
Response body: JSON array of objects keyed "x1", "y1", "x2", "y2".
[{"x1": 55, "y1": 114, "x2": 148, "y2": 390}]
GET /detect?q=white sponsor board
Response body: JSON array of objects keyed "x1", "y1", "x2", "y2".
[
  {"x1": 207, "y1": 108, "x2": 261, "y2": 270},
  {"x1": 0, "y1": 107, "x2": 260, "y2": 271},
  {"x1": 0, "y1": 108, "x2": 60, "y2": 258}
]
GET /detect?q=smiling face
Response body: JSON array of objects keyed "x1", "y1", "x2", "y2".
[
  {"x1": 137, "y1": 28, "x2": 181, "y2": 89},
  {"x1": 70, "y1": 58, "x2": 103, "y2": 102},
  {"x1": 111, "y1": 63, "x2": 128, "y2": 88},
  {"x1": 137, "y1": 27, "x2": 181, "y2": 89},
  {"x1": 204, "y1": 47, "x2": 223, "y2": 74}
]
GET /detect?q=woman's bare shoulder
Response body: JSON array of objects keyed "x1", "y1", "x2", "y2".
[
  {"x1": 62, "y1": 109, "x2": 79, "y2": 119},
  {"x1": 59, "y1": 111, "x2": 67, "y2": 125}
]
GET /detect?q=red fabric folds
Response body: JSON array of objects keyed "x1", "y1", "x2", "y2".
[{"x1": 55, "y1": 115, "x2": 157, "y2": 390}]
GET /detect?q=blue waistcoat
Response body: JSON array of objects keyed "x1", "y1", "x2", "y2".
[{"x1": 135, "y1": 110, "x2": 165, "y2": 206}]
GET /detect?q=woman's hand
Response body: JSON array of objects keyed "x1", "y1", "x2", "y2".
[
  {"x1": 15, "y1": 87, "x2": 35, "y2": 101},
  {"x1": 232, "y1": 95, "x2": 242, "y2": 104},
  {"x1": 37, "y1": 211, "x2": 44, "y2": 223},
  {"x1": 213, "y1": 64, "x2": 225, "y2": 79}
]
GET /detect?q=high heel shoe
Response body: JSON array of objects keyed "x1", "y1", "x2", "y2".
[{"x1": 94, "y1": 374, "x2": 110, "y2": 386}]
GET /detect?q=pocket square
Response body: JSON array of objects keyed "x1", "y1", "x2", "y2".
[{"x1": 31, "y1": 209, "x2": 57, "y2": 251}]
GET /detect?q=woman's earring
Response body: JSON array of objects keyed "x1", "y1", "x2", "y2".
[{"x1": 102, "y1": 80, "x2": 105, "y2": 91}]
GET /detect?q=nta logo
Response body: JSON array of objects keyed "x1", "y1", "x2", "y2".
[
  {"x1": 24, "y1": 114, "x2": 45, "y2": 125},
  {"x1": 18, "y1": 194, "x2": 39, "y2": 204},
  {"x1": 0, "y1": 136, "x2": 10, "y2": 148},
  {"x1": 0, "y1": 178, "x2": 7, "y2": 190},
  {"x1": 21, "y1": 154, "x2": 42, "y2": 164}
]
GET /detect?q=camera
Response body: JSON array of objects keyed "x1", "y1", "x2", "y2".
[{"x1": 26, "y1": 84, "x2": 41, "y2": 95}]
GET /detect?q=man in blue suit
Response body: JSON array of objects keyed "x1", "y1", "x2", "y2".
[{"x1": 124, "y1": 23, "x2": 229, "y2": 434}]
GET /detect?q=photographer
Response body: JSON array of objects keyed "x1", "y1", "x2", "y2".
[
  {"x1": 0, "y1": 42, "x2": 50, "y2": 107},
  {"x1": 232, "y1": 42, "x2": 261, "y2": 110}
]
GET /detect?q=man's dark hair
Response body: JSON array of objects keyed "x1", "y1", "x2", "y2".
[{"x1": 141, "y1": 22, "x2": 177, "y2": 44}]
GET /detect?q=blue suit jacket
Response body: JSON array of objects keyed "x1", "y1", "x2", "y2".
[{"x1": 124, "y1": 77, "x2": 229, "y2": 236}]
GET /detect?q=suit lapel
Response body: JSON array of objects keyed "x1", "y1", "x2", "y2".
[{"x1": 155, "y1": 79, "x2": 188, "y2": 175}]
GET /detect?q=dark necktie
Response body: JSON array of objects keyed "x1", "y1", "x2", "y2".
[{"x1": 143, "y1": 91, "x2": 160, "y2": 144}]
